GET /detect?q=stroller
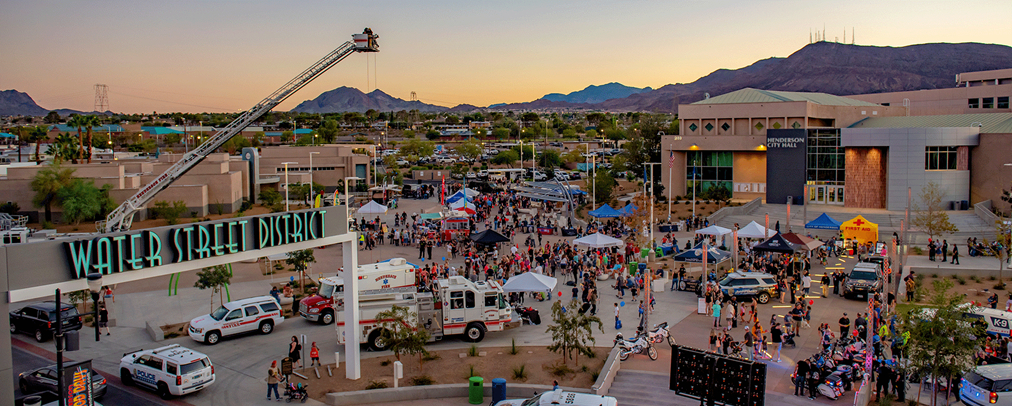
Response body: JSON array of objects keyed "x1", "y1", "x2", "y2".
[
  {"x1": 517, "y1": 307, "x2": 541, "y2": 325},
  {"x1": 782, "y1": 332, "x2": 797, "y2": 348},
  {"x1": 284, "y1": 382, "x2": 309, "y2": 403}
]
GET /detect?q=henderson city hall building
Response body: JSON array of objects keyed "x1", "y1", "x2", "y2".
[{"x1": 661, "y1": 68, "x2": 1012, "y2": 211}]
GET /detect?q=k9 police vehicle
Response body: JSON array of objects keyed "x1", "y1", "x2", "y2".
[
  {"x1": 120, "y1": 344, "x2": 214, "y2": 399},
  {"x1": 188, "y1": 296, "x2": 284, "y2": 344},
  {"x1": 717, "y1": 272, "x2": 779, "y2": 304},
  {"x1": 493, "y1": 389, "x2": 618, "y2": 406}
]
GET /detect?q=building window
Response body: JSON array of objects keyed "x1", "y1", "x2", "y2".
[
  {"x1": 925, "y1": 146, "x2": 958, "y2": 170},
  {"x1": 686, "y1": 151, "x2": 732, "y2": 195},
  {"x1": 968, "y1": 98, "x2": 980, "y2": 108},
  {"x1": 999, "y1": 97, "x2": 1010, "y2": 109},
  {"x1": 983, "y1": 97, "x2": 995, "y2": 109},
  {"x1": 806, "y1": 129, "x2": 844, "y2": 185}
]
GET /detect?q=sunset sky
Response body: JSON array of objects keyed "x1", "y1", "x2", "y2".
[{"x1": 2, "y1": 0, "x2": 1010, "y2": 114}]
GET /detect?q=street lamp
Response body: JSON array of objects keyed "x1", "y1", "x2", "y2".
[
  {"x1": 344, "y1": 176, "x2": 363, "y2": 225},
  {"x1": 309, "y1": 152, "x2": 320, "y2": 206},
  {"x1": 282, "y1": 162, "x2": 298, "y2": 211},
  {"x1": 86, "y1": 273, "x2": 103, "y2": 342}
]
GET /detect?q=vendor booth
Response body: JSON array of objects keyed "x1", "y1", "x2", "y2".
[
  {"x1": 751, "y1": 233, "x2": 801, "y2": 254},
  {"x1": 805, "y1": 213, "x2": 842, "y2": 230},
  {"x1": 841, "y1": 215, "x2": 879, "y2": 244}
]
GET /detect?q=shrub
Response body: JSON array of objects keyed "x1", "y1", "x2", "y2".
[
  {"x1": 957, "y1": 276, "x2": 966, "y2": 285},
  {"x1": 0, "y1": 201, "x2": 20, "y2": 215},
  {"x1": 591, "y1": 370, "x2": 600, "y2": 381},
  {"x1": 990, "y1": 275, "x2": 998, "y2": 281},
  {"x1": 972, "y1": 275, "x2": 981, "y2": 283},
  {"x1": 422, "y1": 352, "x2": 441, "y2": 361},
  {"x1": 468, "y1": 344, "x2": 478, "y2": 357},
  {"x1": 950, "y1": 274, "x2": 958, "y2": 280},
  {"x1": 996, "y1": 283, "x2": 1007, "y2": 290},
  {"x1": 512, "y1": 364, "x2": 528, "y2": 381},
  {"x1": 912, "y1": 247, "x2": 923, "y2": 255},
  {"x1": 466, "y1": 364, "x2": 477, "y2": 378},
  {"x1": 580, "y1": 365, "x2": 589, "y2": 372},
  {"x1": 547, "y1": 363, "x2": 575, "y2": 377},
  {"x1": 410, "y1": 375, "x2": 435, "y2": 386},
  {"x1": 930, "y1": 273, "x2": 938, "y2": 278},
  {"x1": 366, "y1": 380, "x2": 389, "y2": 390},
  {"x1": 509, "y1": 338, "x2": 519, "y2": 355},
  {"x1": 152, "y1": 200, "x2": 187, "y2": 225},
  {"x1": 380, "y1": 360, "x2": 391, "y2": 366}
]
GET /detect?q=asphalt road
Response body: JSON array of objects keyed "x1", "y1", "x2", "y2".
[{"x1": 11, "y1": 344, "x2": 179, "y2": 406}]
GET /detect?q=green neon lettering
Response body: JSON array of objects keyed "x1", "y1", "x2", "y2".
[
  {"x1": 111, "y1": 235, "x2": 127, "y2": 273},
  {"x1": 146, "y1": 231, "x2": 163, "y2": 267},
  {"x1": 67, "y1": 240, "x2": 94, "y2": 279},
  {"x1": 279, "y1": 214, "x2": 291, "y2": 245},
  {"x1": 225, "y1": 221, "x2": 239, "y2": 254},
  {"x1": 212, "y1": 223, "x2": 225, "y2": 256},
  {"x1": 291, "y1": 214, "x2": 303, "y2": 243},
  {"x1": 94, "y1": 237, "x2": 113, "y2": 274},
  {"x1": 182, "y1": 227, "x2": 194, "y2": 261},
  {"x1": 194, "y1": 225, "x2": 211, "y2": 259},
  {"x1": 308, "y1": 212, "x2": 317, "y2": 240},
  {"x1": 319, "y1": 210, "x2": 327, "y2": 237},
  {"x1": 171, "y1": 229, "x2": 183, "y2": 263},
  {"x1": 302, "y1": 212, "x2": 310, "y2": 241},
  {"x1": 258, "y1": 217, "x2": 270, "y2": 249},
  {"x1": 238, "y1": 220, "x2": 249, "y2": 251},
  {"x1": 127, "y1": 233, "x2": 144, "y2": 270}
]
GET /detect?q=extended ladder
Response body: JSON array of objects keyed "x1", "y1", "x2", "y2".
[{"x1": 99, "y1": 29, "x2": 379, "y2": 232}]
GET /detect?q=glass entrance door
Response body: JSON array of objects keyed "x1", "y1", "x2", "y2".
[{"x1": 808, "y1": 186, "x2": 844, "y2": 205}]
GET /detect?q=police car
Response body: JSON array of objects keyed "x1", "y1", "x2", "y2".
[
  {"x1": 717, "y1": 272, "x2": 778, "y2": 304},
  {"x1": 493, "y1": 389, "x2": 617, "y2": 406},
  {"x1": 119, "y1": 344, "x2": 214, "y2": 399},
  {"x1": 188, "y1": 296, "x2": 284, "y2": 344}
]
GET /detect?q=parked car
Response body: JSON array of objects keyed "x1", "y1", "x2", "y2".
[
  {"x1": 120, "y1": 344, "x2": 214, "y2": 399},
  {"x1": 960, "y1": 363, "x2": 1012, "y2": 406},
  {"x1": 19, "y1": 364, "x2": 107, "y2": 400},
  {"x1": 465, "y1": 172, "x2": 477, "y2": 179},
  {"x1": 435, "y1": 157, "x2": 455, "y2": 164},
  {"x1": 187, "y1": 296, "x2": 284, "y2": 345},
  {"x1": 554, "y1": 172, "x2": 570, "y2": 181},
  {"x1": 717, "y1": 272, "x2": 779, "y2": 304},
  {"x1": 394, "y1": 158, "x2": 409, "y2": 166},
  {"x1": 842, "y1": 265, "x2": 882, "y2": 299},
  {"x1": 569, "y1": 172, "x2": 582, "y2": 180},
  {"x1": 549, "y1": 142, "x2": 564, "y2": 147},
  {"x1": 10, "y1": 301, "x2": 83, "y2": 342}
]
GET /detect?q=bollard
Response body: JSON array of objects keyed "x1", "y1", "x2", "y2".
[
  {"x1": 468, "y1": 376, "x2": 484, "y2": 404},
  {"x1": 314, "y1": 367, "x2": 320, "y2": 379},
  {"x1": 334, "y1": 351, "x2": 340, "y2": 370},
  {"x1": 327, "y1": 365, "x2": 333, "y2": 377},
  {"x1": 292, "y1": 371, "x2": 308, "y2": 380},
  {"x1": 491, "y1": 378, "x2": 507, "y2": 404},
  {"x1": 394, "y1": 361, "x2": 403, "y2": 388}
]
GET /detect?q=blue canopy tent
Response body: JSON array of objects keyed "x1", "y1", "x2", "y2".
[
  {"x1": 445, "y1": 191, "x2": 469, "y2": 205},
  {"x1": 672, "y1": 242, "x2": 731, "y2": 264},
  {"x1": 0, "y1": 133, "x2": 17, "y2": 138},
  {"x1": 588, "y1": 204, "x2": 623, "y2": 218},
  {"x1": 805, "y1": 213, "x2": 842, "y2": 230},
  {"x1": 620, "y1": 203, "x2": 638, "y2": 215}
]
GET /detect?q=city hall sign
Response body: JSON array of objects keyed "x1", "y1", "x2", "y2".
[{"x1": 65, "y1": 209, "x2": 330, "y2": 279}]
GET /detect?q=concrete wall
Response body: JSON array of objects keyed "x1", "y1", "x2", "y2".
[
  {"x1": 844, "y1": 148, "x2": 887, "y2": 209},
  {"x1": 848, "y1": 84, "x2": 1012, "y2": 116},
  {"x1": 732, "y1": 152, "x2": 766, "y2": 201},
  {"x1": 970, "y1": 133, "x2": 1012, "y2": 207}
]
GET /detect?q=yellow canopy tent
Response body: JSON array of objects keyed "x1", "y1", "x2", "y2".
[{"x1": 841, "y1": 215, "x2": 879, "y2": 244}]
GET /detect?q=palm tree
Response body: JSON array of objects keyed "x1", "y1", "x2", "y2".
[
  {"x1": 52, "y1": 133, "x2": 78, "y2": 164},
  {"x1": 83, "y1": 115, "x2": 101, "y2": 163},
  {"x1": 27, "y1": 126, "x2": 49, "y2": 163},
  {"x1": 31, "y1": 163, "x2": 76, "y2": 223},
  {"x1": 66, "y1": 115, "x2": 85, "y2": 164}
]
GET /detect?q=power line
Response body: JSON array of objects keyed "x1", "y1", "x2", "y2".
[{"x1": 109, "y1": 91, "x2": 234, "y2": 112}]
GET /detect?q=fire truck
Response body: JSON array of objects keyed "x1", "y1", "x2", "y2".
[
  {"x1": 298, "y1": 259, "x2": 417, "y2": 325},
  {"x1": 336, "y1": 276, "x2": 512, "y2": 349}
]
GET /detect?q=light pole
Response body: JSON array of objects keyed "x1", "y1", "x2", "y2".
[
  {"x1": 309, "y1": 152, "x2": 320, "y2": 205},
  {"x1": 691, "y1": 159, "x2": 698, "y2": 218},
  {"x1": 645, "y1": 163, "x2": 661, "y2": 247},
  {"x1": 282, "y1": 162, "x2": 298, "y2": 211},
  {"x1": 373, "y1": 144, "x2": 379, "y2": 186},
  {"x1": 344, "y1": 176, "x2": 363, "y2": 225},
  {"x1": 87, "y1": 273, "x2": 103, "y2": 342}
]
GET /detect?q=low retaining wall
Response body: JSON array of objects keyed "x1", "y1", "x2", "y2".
[
  {"x1": 708, "y1": 198, "x2": 762, "y2": 224},
  {"x1": 326, "y1": 383, "x2": 589, "y2": 405},
  {"x1": 910, "y1": 264, "x2": 1010, "y2": 279},
  {"x1": 975, "y1": 200, "x2": 999, "y2": 227},
  {"x1": 591, "y1": 346, "x2": 621, "y2": 395}
]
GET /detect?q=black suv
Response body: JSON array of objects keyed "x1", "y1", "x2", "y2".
[
  {"x1": 843, "y1": 266, "x2": 882, "y2": 299},
  {"x1": 9, "y1": 302, "x2": 83, "y2": 342}
]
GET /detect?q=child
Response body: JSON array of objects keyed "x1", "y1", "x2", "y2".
[{"x1": 310, "y1": 342, "x2": 320, "y2": 366}]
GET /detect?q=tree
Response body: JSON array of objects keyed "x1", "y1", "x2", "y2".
[
  {"x1": 425, "y1": 129, "x2": 441, "y2": 140},
  {"x1": 280, "y1": 131, "x2": 294, "y2": 144},
  {"x1": 538, "y1": 149, "x2": 562, "y2": 169},
  {"x1": 492, "y1": 127, "x2": 510, "y2": 140},
  {"x1": 285, "y1": 249, "x2": 316, "y2": 295},
  {"x1": 705, "y1": 185, "x2": 731, "y2": 207},
  {"x1": 51, "y1": 133, "x2": 79, "y2": 164},
  {"x1": 44, "y1": 111, "x2": 61, "y2": 124},
  {"x1": 910, "y1": 182, "x2": 959, "y2": 242},
  {"x1": 402, "y1": 129, "x2": 415, "y2": 138},
  {"x1": 374, "y1": 305, "x2": 431, "y2": 369},
  {"x1": 562, "y1": 144, "x2": 587, "y2": 164},
  {"x1": 491, "y1": 150, "x2": 518, "y2": 167},
  {"x1": 194, "y1": 265, "x2": 232, "y2": 312},
  {"x1": 318, "y1": 119, "x2": 339, "y2": 143},
  {"x1": 585, "y1": 129, "x2": 598, "y2": 139},
  {"x1": 562, "y1": 128, "x2": 577, "y2": 139},
  {"x1": 152, "y1": 200, "x2": 188, "y2": 225},
  {"x1": 453, "y1": 139, "x2": 482, "y2": 161},
  {"x1": 164, "y1": 133, "x2": 182, "y2": 145},
  {"x1": 82, "y1": 115, "x2": 101, "y2": 163},
  {"x1": 56, "y1": 179, "x2": 106, "y2": 225},
  {"x1": 259, "y1": 188, "x2": 282, "y2": 207},
  {"x1": 66, "y1": 115, "x2": 86, "y2": 164},
  {"x1": 900, "y1": 279, "x2": 985, "y2": 406},
  {"x1": 26, "y1": 126, "x2": 48, "y2": 163},
  {"x1": 399, "y1": 138, "x2": 435, "y2": 158},
  {"x1": 31, "y1": 164, "x2": 76, "y2": 223},
  {"x1": 545, "y1": 300, "x2": 602, "y2": 365},
  {"x1": 593, "y1": 170, "x2": 616, "y2": 205}
]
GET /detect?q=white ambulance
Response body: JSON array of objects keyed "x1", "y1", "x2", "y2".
[
  {"x1": 188, "y1": 296, "x2": 285, "y2": 344},
  {"x1": 119, "y1": 344, "x2": 214, "y2": 399},
  {"x1": 299, "y1": 259, "x2": 417, "y2": 324}
]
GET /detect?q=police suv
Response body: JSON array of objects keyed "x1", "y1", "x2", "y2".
[
  {"x1": 493, "y1": 389, "x2": 617, "y2": 406},
  {"x1": 188, "y1": 296, "x2": 284, "y2": 344},
  {"x1": 717, "y1": 272, "x2": 779, "y2": 304},
  {"x1": 119, "y1": 344, "x2": 214, "y2": 399}
]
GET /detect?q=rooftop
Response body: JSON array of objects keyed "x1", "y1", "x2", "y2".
[
  {"x1": 49, "y1": 124, "x2": 125, "y2": 133},
  {"x1": 847, "y1": 112, "x2": 1012, "y2": 133},
  {"x1": 691, "y1": 88, "x2": 880, "y2": 107}
]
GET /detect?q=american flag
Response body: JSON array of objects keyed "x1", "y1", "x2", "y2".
[{"x1": 668, "y1": 151, "x2": 675, "y2": 168}]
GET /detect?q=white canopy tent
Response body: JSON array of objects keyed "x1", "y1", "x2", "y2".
[
  {"x1": 459, "y1": 188, "x2": 481, "y2": 198},
  {"x1": 357, "y1": 200, "x2": 389, "y2": 214},
  {"x1": 695, "y1": 225, "x2": 732, "y2": 236},
  {"x1": 735, "y1": 221, "x2": 769, "y2": 239},
  {"x1": 573, "y1": 232, "x2": 624, "y2": 248},
  {"x1": 502, "y1": 272, "x2": 558, "y2": 293}
]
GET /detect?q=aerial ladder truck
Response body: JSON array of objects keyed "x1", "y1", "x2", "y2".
[{"x1": 97, "y1": 29, "x2": 379, "y2": 233}]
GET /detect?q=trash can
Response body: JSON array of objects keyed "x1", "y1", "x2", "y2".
[
  {"x1": 628, "y1": 262, "x2": 637, "y2": 275},
  {"x1": 491, "y1": 378, "x2": 507, "y2": 404},
  {"x1": 468, "y1": 376, "x2": 484, "y2": 404},
  {"x1": 655, "y1": 247, "x2": 664, "y2": 258},
  {"x1": 962, "y1": 200, "x2": 969, "y2": 210},
  {"x1": 638, "y1": 263, "x2": 647, "y2": 272}
]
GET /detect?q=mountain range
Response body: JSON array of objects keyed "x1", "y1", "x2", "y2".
[{"x1": 4, "y1": 41, "x2": 1011, "y2": 117}]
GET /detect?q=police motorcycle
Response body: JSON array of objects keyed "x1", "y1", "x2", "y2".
[
  {"x1": 613, "y1": 330, "x2": 658, "y2": 361},
  {"x1": 284, "y1": 382, "x2": 309, "y2": 403},
  {"x1": 794, "y1": 339, "x2": 867, "y2": 400},
  {"x1": 646, "y1": 322, "x2": 675, "y2": 347}
]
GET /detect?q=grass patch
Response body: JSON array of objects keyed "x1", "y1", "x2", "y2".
[
  {"x1": 468, "y1": 345, "x2": 479, "y2": 357},
  {"x1": 957, "y1": 276, "x2": 967, "y2": 285},
  {"x1": 546, "y1": 363, "x2": 575, "y2": 378},
  {"x1": 896, "y1": 303, "x2": 928, "y2": 315},
  {"x1": 510, "y1": 338, "x2": 519, "y2": 355},
  {"x1": 512, "y1": 364, "x2": 528, "y2": 381},
  {"x1": 410, "y1": 375, "x2": 435, "y2": 386},
  {"x1": 466, "y1": 364, "x2": 478, "y2": 378},
  {"x1": 591, "y1": 370, "x2": 600, "y2": 381},
  {"x1": 365, "y1": 380, "x2": 389, "y2": 390},
  {"x1": 422, "y1": 352, "x2": 441, "y2": 362}
]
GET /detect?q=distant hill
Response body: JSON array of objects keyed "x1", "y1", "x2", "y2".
[
  {"x1": 0, "y1": 90, "x2": 49, "y2": 116},
  {"x1": 291, "y1": 87, "x2": 447, "y2": 113},
  {"x1": 542, "y1": 82, "x2": 652, "y2": 104}
]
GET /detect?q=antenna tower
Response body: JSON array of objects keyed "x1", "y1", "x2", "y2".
[
  {"x1": 410, "y1": 91, "x2": 418, "y2": 102},
  {"x1": 94, "y1": 84, "x2": 109, "y2": 112}
]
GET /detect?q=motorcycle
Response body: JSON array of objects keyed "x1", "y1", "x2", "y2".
[
  {"x1": 284, "y1": 382, "x2": 309, "y2": 403},
  {"x1": 818, "y1": 373, "x2": 845, "y2": 400},
  {"x1": 614, "y1": 332, "x2": 658, "y2": 361},
  {"x1": 645, "y1": 323, "x2": 675, "y2": 347}
]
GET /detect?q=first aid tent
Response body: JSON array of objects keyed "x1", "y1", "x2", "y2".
[{"x1": 841, "y1": 215, "x2": 879, "y2": 244}]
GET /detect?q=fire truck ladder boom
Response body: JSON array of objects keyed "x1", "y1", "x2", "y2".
[{"x1": 99, "y1": 29, "x2": 378, "y2": 233}]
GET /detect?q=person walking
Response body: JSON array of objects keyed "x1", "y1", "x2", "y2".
[
  {"x1": 951, "y1": 245, "x2": 960, "y2": 265},
  {"x1": 267, "y1": 360, "x2": 282, "y2": 401},
  {"x1": 771, "y1": 322, "x2": 783, "y2": 362},
  {"x1": 289, "y1": 336, "x2": 302, "y2": 369},
  {"x1": 309, "y1": 342, "x2": 320, "y2": 366},
  {"x1": 712, "y1": 300, "x2": 722, "y2": 327},
  {"x1": 98, "y1": 306, "x2": 110, "y2": 336},
  {"x1": 820, "y1": 273, "x2": 830, "y2": 297},
  {"x1": 614, "y1": 303, "x2": 621, "y2": 329},
  {"x1": 801, "y1": 272, "x2": 812, "y2": 297},
  {"x1": 795, "y1": 359, "x2": 809, "y2": 397},
  {"x1": 839, "y1": 313, "x2": 851, "y2": 338},
  {"x1": 743, "y1": 327, "x2": 754, "y2": 361}
]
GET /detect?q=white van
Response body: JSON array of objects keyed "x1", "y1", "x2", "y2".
[
  {"x1": 120, "y1": 344, "x2": 214, "y2": 398},
  {"x1": 188, "y1": 296, "x2": 284, "y2": 344},
  {"x1": 960, "y1": 304, "x2": 1012, "y2": 337}
]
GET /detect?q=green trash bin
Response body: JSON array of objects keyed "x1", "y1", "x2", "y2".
[
  {"x1": 628, "y1": 262, "x2": 637, "y2": 275},
  {"x1": 468, "y1": 376, "x2": 484, "y2": 404},
  {"x1": 640, "y1": 248, "x2": 650, "y2": 258},
  {"x1": 655, "y1": 247, "x2": 664, "y2": 257}
]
